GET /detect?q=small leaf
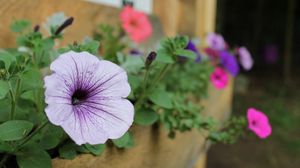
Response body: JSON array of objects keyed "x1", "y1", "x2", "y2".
[
  {"x1": 16, "y1": 144, "x2": 51, "y2": 168},
  {"x1": 10, "y1": 20, "x2": 31, "y2": 33},
  {"x1": 0, "y1": 81, "x2": 9, "y2": 99},
  {"x1": 39, "y1": 125, "x2": 64, "y2": 150},
  {"x1": 112, "y1": 132, "x2": 134, "y2": 148},
  {"x1": 84, "y1": 144, "x2": 105, "y2": 156},
  {"x1": 0, "y1": 120, "x2": 33, "y2": 141},
  {"x1": 156, "y1": 49, "x2": 174, "y2": 63},
  {"x1": 59, "y1": 143, "x2": 77, "y2": 159},
  {"x1": 134, "y1": 108, "x2": 158, "y2": 126},
  {"x1": 0, "y1": 51, "x2": 16, "y2": 70},
  {"x1": 21, "y1": 69, "x2": 42, "y2": 91},
  {"x1": 149, "y1": 88, "x2": 173, "y2": 109},
  {"x1": 0, "y1": 140, "x2": 12, "y2": 153},
  {"x1": 174, "y1": 49, "x2": 197, "y2": 59},
  {"x1": 121, "y1": 56, "x2": 144, "y2": 73}
]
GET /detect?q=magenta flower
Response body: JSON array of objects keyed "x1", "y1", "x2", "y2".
[
  {"x1": 44, "y1": 51, "x2": 134, "y2": 145},
  {"x1": 120, "y1": 6, "x2": 152, "y2": 43},
  {"x1": 247, "y1": 108, "x2": 272, "y2": 139},
  {"x1": 210, "y1": 67, "x2": 229, "y2": 89},
  {"x1": 206, "y1": 33, "x2": 226, "y2": 50},
  {"x1": 238, "y1": 47, "x2": 253, "y2": 71}
]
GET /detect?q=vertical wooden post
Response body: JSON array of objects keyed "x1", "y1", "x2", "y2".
[
  {"x1": 195, "y1": 0, "x2": 217, "y2": 38},
  {"x1": 153, "y1": 0, "x2": 182, "y2": 36}
]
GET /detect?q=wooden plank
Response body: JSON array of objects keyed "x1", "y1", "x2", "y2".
[
  {"x1": 0, "y1": 0, "x2": 120, "y2": 48},
  {"x1": 195, "y1": 0, "x2": 217, "y2": 38},
  {"x1": 153, "y1": 0, "x2": 217, "y2": 38}
]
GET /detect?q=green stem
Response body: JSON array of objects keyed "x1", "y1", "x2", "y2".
[
  {"x1": 18, "y1": 120, "x2": 49, "y2": 148},
  {"x1": 8, "y1": 82, "x2": 16, "y2": 120},
  {"x1": 134, "y1": 64, "x2": 171, "y2": 110}
]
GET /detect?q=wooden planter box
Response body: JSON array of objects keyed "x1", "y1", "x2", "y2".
[{"x1": 52, "y1": 79, "x2": 233, "y2": 168}]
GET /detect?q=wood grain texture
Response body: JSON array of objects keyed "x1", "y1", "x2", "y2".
[
  {"x1": 0, "y1": 0, "x2": 120, "y2": 48},
  {"x1": 153, "y1": 0, "x2": 217, "y2": 38}
]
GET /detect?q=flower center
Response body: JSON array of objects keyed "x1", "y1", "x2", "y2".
[{"x1": 72, "y1": 89, "x2": 88, "y2": 105}]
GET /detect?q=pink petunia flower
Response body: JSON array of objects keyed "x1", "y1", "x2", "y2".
[
  {"x1": 238, "y1": 47, "x2": 253, "y2": 71},
  {"x1": 44, "y1": 51, "x2": 134, "y2": 145},
  {"x1": 206, "y1": 33, "x2": 226, "y2": 50},
  {"x1": 120, "y1": 6, "x2": 152, "y2": 43},
  {"x1": 210, "y1": 67, "x2": 229, "y2": 89},
  {"x1": 247, "y1": 108, "x2": 272, "y2": 139}
]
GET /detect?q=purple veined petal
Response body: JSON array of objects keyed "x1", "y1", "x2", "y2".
[
  {"x1": 80, "y1": 98, "x2": 134, "y2": 139},
  {"x1": 44, "y1": 51, "x2": 134, "y2": 145},
  {"x1": 60, "y1": 110, "x2": 109, "y2": 145},
  {"x1": 45, "y1": 103, "x2": 73, "y2": 125},
  {"x1": 85, "y1": 60, "x2": 131, "y2": 99}
]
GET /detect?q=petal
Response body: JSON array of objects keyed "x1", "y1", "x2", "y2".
[
  {"x1": 86, "y1": 60, "x2": 131, "y2": 99},
  {"x1": 45, "y1": 103, "x2": 73, "y2": 125},
  {"x1": 50, "y1": 51, "x2": 100, "y2": 81},
  {"x1": 44, "y1": 74, "x2": 72, "y2": 105},
  {"x1": 80, "y1": 98, "x2": 134, "y2": 139},
  {"x1": 60, "y1": 109, "x2": 109, "y2": 145}
]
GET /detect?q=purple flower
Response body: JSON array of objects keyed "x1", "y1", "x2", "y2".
[
  {"x1": 220, "y1": 50, "x2": 240, "y2": 77},
  {"x1": 186, "y1": 41, "x2": 202, "y2": 63},
  {"x1": 238, "y1": 47, "x2": 253, "y2": 71},
  {"x1": 44, "y1": 51, "x2": 134, "y2": 145},
  {"x1": 206, "y1": 33, "x2": 226, "y2": 50}
]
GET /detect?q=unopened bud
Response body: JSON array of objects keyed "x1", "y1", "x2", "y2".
[
  {"x1": 34, "y1": 25, "x2": 40, "y2": 32},
  {"x1": 54, "y1": 17, "x2": 74, "y2": 36},
  {"x1": 145, "y1": 51, "x2": 157, "y2": 69}
]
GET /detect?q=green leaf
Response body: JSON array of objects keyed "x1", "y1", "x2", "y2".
[
  {"x1": 156, "y1": 49, "x2": 174, "y2": 63},
  {"x1": 16, "y1": 144, "x2": 51, "y2": 168},
  {"x1": 20, "y1": 90, "x2": 35, "y2": 102},
  {"x1": 39, "y1": 125, "x2": 64, "y2": 150},
  {"x1": 59, "y1": 143, "x2": 77, "y2": 159},
  {"x1": 149, "y1": 88, "x2": 173, "y2": 109},
  {"x1": 0, "y1": 51, "x2": 16, "y2": 70},
  {"x1": 112, "y1": 132, "x2": 134, "y2": 148},
  {"x1": 134, "y1": 108, "x2": 158, "y2": 126},
  {"x1": 0, "y1": 120, "x2": 33, "y2": 141},
  {"x1": 0, "y1": 140, "x2": 12, "y2": 153},
  {"x1": 0, "y1": 81, "x2": 9, "y2": 99},
  {"x1": 84, "y1": 144, "x2": 105, "y2": 156},
  {"x1": 174, "y1": 49, "x2": 197, "y2": 59},
  {"x1": 128, "y1": 75, "x2": 141, "y2": 90},
  {"x1": 21, "y1": 69, "x2": 42, "y2": 91},
  {"x1": 121, "y1": 56, "x2": 144, "y2": 73},
  {"x1": 10, "y1": 20, "x2": 31, "y2": 33}
]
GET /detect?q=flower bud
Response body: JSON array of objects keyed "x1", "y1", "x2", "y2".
[
  {"x1": 145, "y1": 51, "x2": 156, "y2": 69},
  {"x1": 34, "y1": 25, "x2": 40, "y2": 32},
  {"x1": 54, "y1": 17, "x2": 74, "y2": 36}
]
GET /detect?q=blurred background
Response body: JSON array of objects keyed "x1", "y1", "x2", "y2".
[{"x1": 0, "y1": 0, "x2": 299, "y2": 167}]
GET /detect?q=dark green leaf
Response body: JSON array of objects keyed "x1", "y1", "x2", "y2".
[
  {"x1": 16, "y1": 144, "x2": 51, "y2": 168},
  {"x1": 0, "y1": 81, "x2": 9, "y2": 99},
  {"x1": 134, "y1": 108, "x2": 158, "y2": 126},
  {"x1": 59, "y1": 143, "x2": 77, "y2": 159},
  {"x1": 0, "y1": 120, "x2": 33, "y2": 141},
  {"x1": 112, "y1": 132, "x2": 134, "y2": 148},
  {"x1": 156, "y1": 49, "x2": 174, "y2": 63},
  {"x1": 84, "y1": 144, "x2": 105, "y2": 156},
  {"x1": 39, "y1": 125, "x2": 64, "y2": 150},
  {"x1": 0, "y1": 51, "x2": 16, "y2": 70},
  {"x1": 174, "y1": 49, "x2": 197, "y2": 59},
  {"x1": 21, "y1": 69, "x2": 42, "y2": 91},
  {"x1": 149, "y1": 88, "x2": 173, "y2": 109},
  {"x1": 0, "y1": 140, "x2": 12, "y2": 153}
]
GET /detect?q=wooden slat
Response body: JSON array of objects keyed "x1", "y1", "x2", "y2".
[{"x1": 0, "y1": 0, "x2": 120, "y2": 48}]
